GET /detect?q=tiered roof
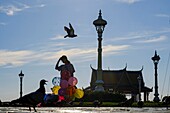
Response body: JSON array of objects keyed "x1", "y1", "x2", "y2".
[{"x1": 90, "y1": 66, "x2": 152, "y2": 93}]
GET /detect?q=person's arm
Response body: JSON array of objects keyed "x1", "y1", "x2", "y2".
[{"x1": 55, "y1": 58, "x2": 61, "y2": 70}]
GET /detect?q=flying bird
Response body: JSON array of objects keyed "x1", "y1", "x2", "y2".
[
  {"x1": 11, "y1": 79, "x2": 47, "y2": 112},
  {"x1": 64, "y1": 23, "x2": 77, "y2": 38}
]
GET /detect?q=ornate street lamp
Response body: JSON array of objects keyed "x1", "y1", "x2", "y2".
[
  {"x1": 151, "y1": 50, "x2": 160, "y2": 102},
  {"x1": 19, "y1": 70, "x2": 24, "y2": 98},
  {"x1": 93, "y1": 10, "x2": 107, "y2": 91}
]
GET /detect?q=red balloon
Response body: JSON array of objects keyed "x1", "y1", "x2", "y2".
[
  {"x1": 58, "y1": 96, "x2": 65, "y2": 101},
  {"x1": 60, "y1": 80, "x2": 68, "y2": 88},
  {"x1": 68, "y1": 77, "x2": 78, "y2": 86}
]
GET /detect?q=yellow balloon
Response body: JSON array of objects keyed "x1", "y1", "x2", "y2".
[
  {"x1": 51, "y1": 86, "x2": 60, "y2": 95},
  {"x1": 74, "y1": 89, "x2": 84, "y2": 99}
]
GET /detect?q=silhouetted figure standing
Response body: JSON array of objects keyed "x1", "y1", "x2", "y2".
[
  {"x1": 11, "y1": 79, "x2": 47, "y2": 112},
  {"x1": 55, "y1": 55, "x2": 75, "y2": 79},
  {"x1": 64, "y1": 23, "x2": 77, "y2": 38}
]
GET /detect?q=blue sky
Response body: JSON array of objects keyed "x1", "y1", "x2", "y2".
[{"x1": 0, "y1": 0, "x2": 170, "y2": 101}]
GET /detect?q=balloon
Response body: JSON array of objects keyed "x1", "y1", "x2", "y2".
[
  {"x1": 74, "y1": 89, "x2": 84, "y2": 99},
  {"x1": 58, "y1": 88, "x2": 66, "y2": 96},
  {"x1": 51, "y1": 86, "x2": 60, "y2": 95},
  {"x1": 58, "y1": 96, "x2": 65, "y2": 101},
  {"x1": 68, "y1": 77, "x2": 78, "y2": 86},
  {"x1": 60, "y1": 80, "x2": 68, "y2": 88},
  {"x1": 61, "y1": 70, "x2": 71, "y2": 80},
  {"x1": 66, "y1": 86, "x2": 76, "y2": 97},
  {"x1": 52, "y1": 77, "x2": 60, "y2": 86},
  {"x1": 44, "y1": 94, "x2": 59, "y2": 104}
]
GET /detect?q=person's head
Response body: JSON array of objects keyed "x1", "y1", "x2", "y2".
[{"x1": 60, "y1": 55, "x2": 69, "y2": 63}]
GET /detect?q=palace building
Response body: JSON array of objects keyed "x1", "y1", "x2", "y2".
[{"x1": 90, "y1": 66, "x2": 152, "y2": 101}]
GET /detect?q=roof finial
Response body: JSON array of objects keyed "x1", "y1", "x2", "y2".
[
  {"x1": 140, "y1": 66, "x2": 144, "y2": 71},
  {"x1": 99, "y1": 10, "x2": 101, "y2": 15},
  {"x1": 155, "y1": 50, "x2": 157, "y2": 56},
  {"x1": 98, "y1": 9, "x2": 102, "y2": 19},
  {"x1": 125, "y1": 63, "x2": 127, "y2": 69}
]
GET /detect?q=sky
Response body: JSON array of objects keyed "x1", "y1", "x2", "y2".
[{"x1": 0, "y1": 0, "x2": 170, "y2": 102}]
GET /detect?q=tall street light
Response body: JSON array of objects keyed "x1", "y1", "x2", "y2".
[
  {"x1": 151, "y1": 50, "x2": 160, "y2": 102},
  {"x1": 93, "y1": 10, "x2": 107, "y2": 91},
  {"x1": 19, "y1": 70, "x2": 24, "y2": 98}
]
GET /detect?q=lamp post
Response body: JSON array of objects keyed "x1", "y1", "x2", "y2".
[
  {"x1": 152, "y1": 50, "x2": 160, "y2": 102},
  {"x1": 19, "y1": 70, "x2": 24, "y2": 98},
  {"x1": 137, "y1": 75, "x2": 142, "y2": 101},
  {"x1": 93, "y1": 10, "x2": 107, "y2": 91}
]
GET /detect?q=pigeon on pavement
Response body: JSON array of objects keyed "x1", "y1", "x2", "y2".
[{"x1": 11, "y1": 79, "x2": 47, "y2": 112}]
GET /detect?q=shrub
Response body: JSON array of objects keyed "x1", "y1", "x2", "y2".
[{"x1": 79, "y1": 91, "x2": 127, "y2": 102}]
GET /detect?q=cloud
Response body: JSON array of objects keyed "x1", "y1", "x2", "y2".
[
  {"x1": 44, "y1": 48, "x2": 96, "y2": 61},
  {"x1": 0, "y1": 44, "x2": 130, "y2": 68},
  {"x1": 0, "y1": 5, "x2": 23, "y2": 16},
  {"x1": 114, "y1": 0, "x2": 141, "y2": 4},
  {"x1": 155, "y1": 14, "x2": 169, "y2": 18},
  {"x1": 0, "y1": 3, "x2": 45, "y2": 16},
  {"x1": 135, "y1": 35, "x2": 167, "y2": 43},
  {"x1": 0, "y1": 50, "x2": 34, "y2": 67},
  {"x1": 35, "y1": 4, "x2": 46, "y2": 8},
  {"x1": 103, "y1": 45, "x2": 129, "y2": 55},
  {"x1": 0, "y1": 22, "x2": 7, "y2": 26},
  {"x1": 107, "y1": 28, "x2": 170, "y2": 42},
  {"x1": 50, "y1": 35, "x2": 65, "y2": 40},
  {"x1": 44, "y1": 45, "x2": 130, "y2": 63}
]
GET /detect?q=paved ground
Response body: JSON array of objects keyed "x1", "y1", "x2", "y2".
[{"x1": 0, "y1": 107, "x2": 170, "y2": 113}]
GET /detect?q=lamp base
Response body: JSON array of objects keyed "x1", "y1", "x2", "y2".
[
  {"x1": 94, "y1": 80, "x2": 104, "y2": 92},
  {"x1": 153, "y1": 96, "x2": 160, "y2": 102},
  {"x1": 94, "y1": 85, "x2": 104, "y2": 92}
]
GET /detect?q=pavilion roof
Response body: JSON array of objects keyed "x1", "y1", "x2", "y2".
[{"x1": 90, "y1": 66, "x2": 152, "y2": 93}]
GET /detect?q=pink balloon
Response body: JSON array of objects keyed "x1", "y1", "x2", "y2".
[
  {"x1": 60, "y1": 80, "x2": 68, "y2": 88},
  {"x1": 68, "y1": 77, "x2": 78, "y2": 86}
]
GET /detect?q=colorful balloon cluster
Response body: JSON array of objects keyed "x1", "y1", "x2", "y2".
[{"x1": 52, "y1": 70, "x2": 84, "y2": 102}]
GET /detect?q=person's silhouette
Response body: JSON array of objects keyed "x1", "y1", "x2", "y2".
[{"x1": 55, "y1": 55, "x2": 75, "y2": 79}]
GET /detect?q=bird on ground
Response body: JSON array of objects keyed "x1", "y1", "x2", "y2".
[
  {"x1": 64, "y1": 23, "x2": 77, "y2": 38},
  {"x1": 11, "y1": 79, "x2": 47, "y2": 112}
]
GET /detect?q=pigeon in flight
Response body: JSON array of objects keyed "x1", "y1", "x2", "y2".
[
  {"x1": 64, "y1": 23, "x2": 77, "y2": 38},
  {"x1": 11, "y1": 79, "x2": 48, "y2": 112}
]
